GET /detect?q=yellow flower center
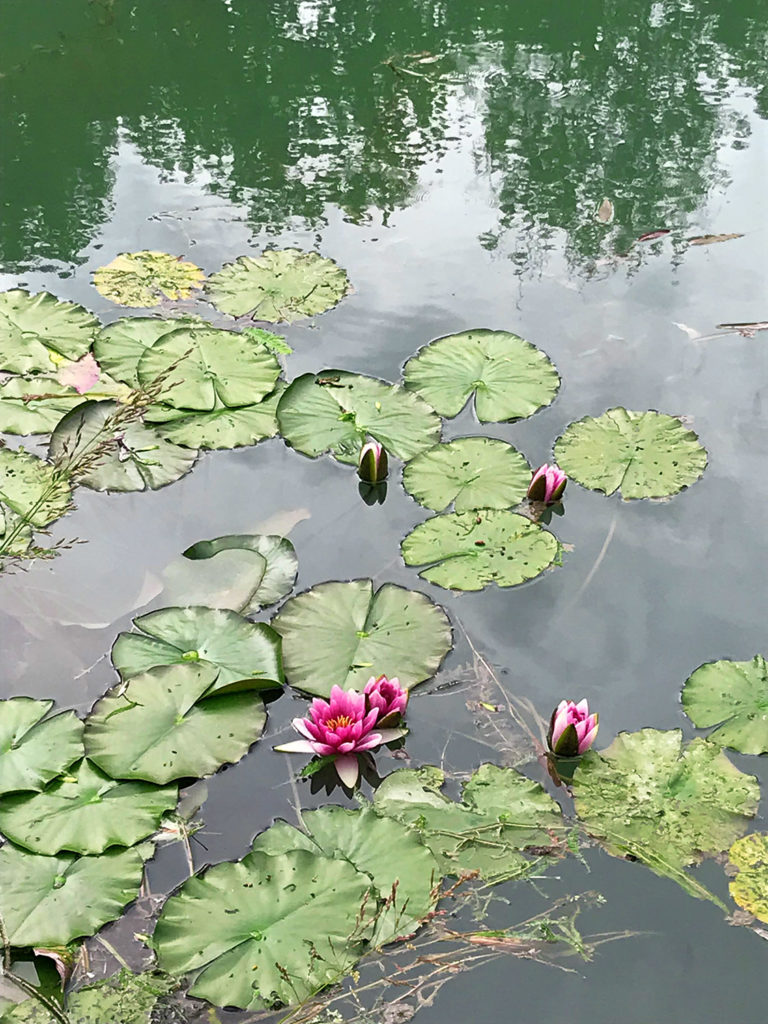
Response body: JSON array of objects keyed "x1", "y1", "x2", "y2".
[{"x1": 325, "y1": 715, "x2": 354, "y2": 730}]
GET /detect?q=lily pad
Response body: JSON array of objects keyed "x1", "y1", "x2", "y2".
[
  {"x1": 272, "y1": 579, "x2": 451, "y2": 696},
  {"x1": 0, "y1": 290, "x2": 99, "y2": 375},
  {"x1": 0, "y1": 758, "x2": 177, "y2": 855},
  {"x1": 93, "y1": 315, "x2": 209, "y2": 388},
  {"x1": 93, "y1": 252, "x2": 204, "y2": 307},
  {"x1": 554, "y1": 408, "x2": 708, "y2": 499},
  {"x1": 0, "y1": 508, "x2": 32, "y2": 559},
  {"x1": 573, "y1": 730, "x2": 759, "y2": 900},
  {"x1": 0, "y1": 447, "x2": 71, "y2": 528},
  {"x1": 136, "y1": 326, "x2": 281, "y2": 411},
  {"x1": 0, "y1": 698, "x2": 83, "y2": 797},
  {"x1": 0, "y1": 373, "x2": 132, "y2": 436},
  {"x1": 145, "y1": 382, "x2": 284, "y2": 450},
  {"x1": 0, "y1": 842, "x2": 146, "y2": 946},
  {"x1": 681, "y1": 656, "x2": 768, "y2": 755},
  {"x1": 374, "y1": 763, "x2": 563, "y2": 882},
  {"x1": 402, "y1": 329, "x2": 560, "y2": 422},
  {"x1": 401, "y1": 509, "x2": 559, "y2": 591},
  {"x1": 111, "y1": 605, "x2": 283, "y2": 695},
  {"x1": 85, "y1": 662, "x2": 267, "y2": 784},
  {"x1": 205, "y1": 249, "x2": 351, "y2": 323},
  {"x1": 276, "y1": 371, "x2": 441, "y2": 465},
  {"x1": 154, "y1": 849, "x2": 369, "y2": 1010},
  {"x1": 49, "y1": 400, "x2": 198, "y2": 492},
  {"x1": 728, "y1": 833, "x2": 768, "y2": 923},
  {"x1": 403, "y1": 437, "x2": 531, "y2": 512}
]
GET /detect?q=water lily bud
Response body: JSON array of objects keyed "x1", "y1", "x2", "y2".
[
  {"x1": 364, "y1": 674, "x2": 408, "y2": 726},
  {"x1": 547, "y1": 699, "x2": 598, "y2": 756},
  {"x1": 358, "y1": 441, "x2": 388, "y2": 483},
  {"x1": 527, "y1": 464, "x2": 567, "y2": 504}
]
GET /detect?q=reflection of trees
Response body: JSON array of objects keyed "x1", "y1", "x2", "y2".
[{"x1": 1, "y1": 0, "x2": 766, "y2": 271}]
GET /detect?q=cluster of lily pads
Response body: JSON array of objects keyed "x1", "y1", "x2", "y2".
[{"x1": 1, "y1": 247, "x2": 768, "y2": 1021}]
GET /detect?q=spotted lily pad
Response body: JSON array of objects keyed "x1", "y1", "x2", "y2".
[
  {"x1": 0, "y1": 698, "x2": 83, "y2": 797},
  {"x1": 402, "y1": 329, "x2": 560, "y2": 422},
  {"x1": 681, "y1": 655, "x2": 768, "y2": 754},
  {"x1": 276, "y1": 371, "x2": 441, "y2": 464},
  {"x1": 573, "y1": 729, "x2": 759, "y2": 901},
  {"x1": 0, "y1": 290, "x2": 99, "y2": 374},
  {"x1": 93, "y1": 252, "x2": 204, "y2": 307},
  {"x1": 403, "y1": 437, "x2": 531, "y2": 512},
  {"x1": 144, "y1": 381, "x2": 284, "y2": 450},
  {"x1": 401, "y1": 509, "x2": 559, "y2": 591},
  {"x1": 554, "y1": 408, "x2": 707, "y2": 499},
  {"x1": 0, "y1": 447, "x2": 71, "y2": 528},
  {"x1": 272, "y1": 579, "x2": 451, "y2": 696},
  {"x1": 206, "y1": 249, "x2": 351, "y2": 323},
  {"x1": 728, "y1": 833, "x2": 768, "y2": 923}
]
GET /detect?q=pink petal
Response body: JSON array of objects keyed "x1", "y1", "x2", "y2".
[
  {"x1": 575, "y1": 699, "x2": 589, "y2": 716},
  {"x1": 293, "y1": 718, "x2": 316, "y2": 741},
  {"x1": 578, "y1": 724, "x2": 599, "y2": 753},
  {"x1": 274, "y1": 739, "x2": 318, "y2": 753},
  {"x1": 355, "y1": 732, "x2": 384, "y2": 751},
  {"x1": 56, "y1": 353, "x2": 100, "y2": 394},
  {"x1": 334, "y1": 754, "x2": 360, "y2": 788}
]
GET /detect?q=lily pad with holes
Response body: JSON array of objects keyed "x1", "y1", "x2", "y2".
[
  {"x1": 0, "y1": 757, "x2": 177, "y2": 856},
  {"x1": 111, "y1": 605, "x2": 283, "y2": 695},
  {"x1": 0, "y1": 842, "x2": 147, "y2": 947},
  {"x1": 277, "y1": 371, "x2": 441, "y2": 465},
  {"x1": 554, "y1": 408, "x2": 707, "y2": 499},
  {"x1": 0, "y1": 374, "x2": 131, "y2": 435},
  {"x1": 403, "y1": 437, "x2": 531, "y2": 512},
  {"x1": 272, "y1": 579, "x2": 451, "y2": 696},
  {"x1": 93, "y1": 315, "x2": 210, "y2": 388},
  {"x1": 48, "y1": 400, "x2": 198, "y2": 492},
  {"x1": 154, "y1": 848, "x2": 368, "y2": 1010},
  {"x1": 0, "y1": 447, "x2": 71, "y2": 528},
  {"x1": 0, "y1": 290, "x2": 99, "y2": 375},
  {"x1": 573, "y1": 730, "x2": 759, "y2": 902},
  {"x1": 373, "y1": 763, "x2": 563, "y2": 882},
  {"x1": 401, "y1": 509, "x2": 559, "y2": 591},
  {"x1": 728, "y1": 833, "x2": 768, "y2": 923},
  {"x1": 85, "y1": 662, "x2": 267, "y2": 783},
  {"x1": 137, "y1": 326, "x2": 281, "y2": 412},
  {"x1": 93, "y1": 252, "x2": 204, "y2": 307},
  {"x1": 206, "y1": 249, "x2": 351, "y2": 323},
  {"x1": 402, "y1": 329, "x2": 560, "y2": 422},
  {"x1": 681, "y1": 655, "x2": 768, "y2": 754},
  {"x1": 0, "y1": 698, "x2": 83, "y2": 797},
  {"x1": 145, "y1": 382, "x2": 283, "y2": 450}
]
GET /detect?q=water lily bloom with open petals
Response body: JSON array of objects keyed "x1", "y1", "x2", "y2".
[
  {"x1": 547, "y1": 699, "x2": 599, "y2": 757},
  {"x1": 274, "y1": 684, "x2": 404, "y2": 787},
  {"x1": 527, "y1": 463, "x2": 567, "y2": 504},
  {"x1": 357, "y1": 440, "x2": 389, "y2": 483},
  {"x1": 364, "y1": 674, "x2": 408, "y2": 725}
]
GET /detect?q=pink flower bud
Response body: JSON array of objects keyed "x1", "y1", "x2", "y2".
[
  {"x1": 527, "y1": 464, "x2": 567, "y2": 504},
  {"x1": 364, "y1": 674, "x2": 408, "y2": 726},
  {"x1": 547, "y1": 699, "x2": 599, "y2": 756},
  {"x1": 358, "y1": 440, "x2": 388, "y2": 483}
]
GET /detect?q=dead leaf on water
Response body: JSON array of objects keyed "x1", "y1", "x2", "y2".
[
  {"x1": 595, "y1": 198, "x2": 614, "y2": 224},
  {"x1": 636, "y1": 229, "x2": 671, "y2": 243},
  {"x1": 687, "y1": 233, "x2": 743, "y2": 247},
  {"x1": 716, "y1": 321, "x2": 768, "y2": 337}
]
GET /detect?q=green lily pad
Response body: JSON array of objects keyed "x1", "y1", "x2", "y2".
[
  {"x1": 0, "y1": 374, "x2": 131, "y2": 436},
  {"x1": 0, "y1": 842, "x2": 146, "y2": 946},
  {"x1": 93, "y1": 315, "x2": 209, "y2": 388},
  {"x1": 145, "y1": 382, "x2": 283, "y2": 450},
  {"x1": 93, "y1": 252, "x2": 204, "y2": 307},
  {"x1": 172, "y1": 532, "x2": 297, "y2": 612},
  {"x1": 374, "y1": 763, "x2": 563, "y2": 883},
  {"x1": 554, "y1": 408, "x2": 708, "y2": 499},
  {"x1": 0, "y1": 508, "x2": 32, "y2": 559},
  {"x1": 402, "y1": 329, "x2": 560, "y2": 422},
  {"x1": 154, "y1": 849, "x2": 368, "y2": 1010},
  {"x1": 728, "y1": 832, "x2": 768, "y2": 923},
  {"x1": 681, "y1": 655, "x2": 768, "y2": 755},
  {"x1": 401, "y1": 509, "x2": 559, "y2": 591},
  {"x1": 111, "y1": 605, "x2": 283, "y2": 695},
  {"x1": 573, "y1": 730, "x2": 759, "y2": 901},
  {"x1": 276, "y1": 371, "x2": 441, "y2": 464},
  {"x1": 0, "y1": 447, "x2": 71, "y2": 528},
  {"x1": 0, "y1": 290, "x2": 99, "y2": 375},
  {"x1": 0, "y1": 698, "x2": 83, "y2": 797},
  {"x1": 48, "y1": 400, "x2": 198, "y2": 492},
  {"x1": 85, "y1": 662, "x2": 267, "y2": 783},
  {"x1": 403, "y1": 437, "x2": 531, "y2": 512},
  {"x1": 272, "y1": 579, "x2": 451, "y2": 696},
  {"x1": 205, "y1": 249, "x2": 351, "y2": 323},
  {"x1": 0, "y1": 758, "x2": 177, "y2": 855},
  {"x1": 136, "y1": 326, "x2": 281, "y2": 412}
]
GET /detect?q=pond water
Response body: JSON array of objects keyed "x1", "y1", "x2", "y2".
[{"x1": 2, "y1": 1, "x2": 768, "y2": 1021}]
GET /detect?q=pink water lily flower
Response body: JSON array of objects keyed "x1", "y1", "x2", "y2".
[
  {"x1": 364, "y1": 674, "x2": 408, "y2": 726},
  {"x1": 56, "y1": 352, "x2": 100, "y2": 395},
  {"x1": 547, "y1": 699, "x2": 599, "y2": 757},
  {"x1": 275, "y1": 684, "x2": 404, "y2": 787},
  {"x1": 527, "y1": 464, "x2": 567, "y2": 504}
]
